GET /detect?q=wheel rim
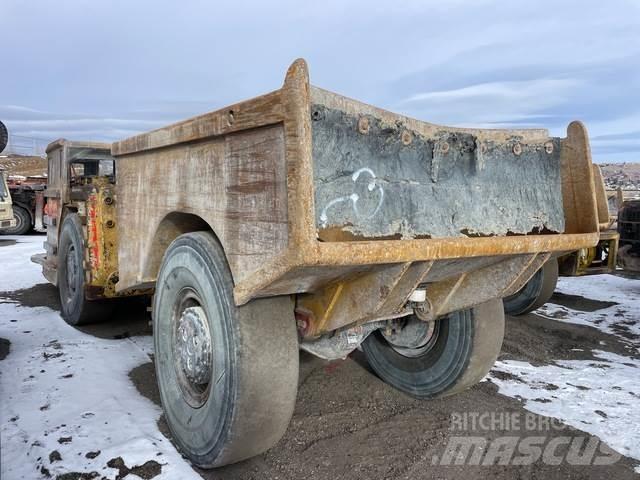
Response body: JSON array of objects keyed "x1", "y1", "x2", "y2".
[
  {"x1": 63, "y1": 244, "x2": 78, "y2": 304},
  {"x1": 14, "y1": 212, "x2": 24, "y2": 231},
  {"x1": 381, "y1": 317, "x2": 440, "y2": 358},
  {"x1": 172, "y1": 288, "x2": 214, "y2": 408}
]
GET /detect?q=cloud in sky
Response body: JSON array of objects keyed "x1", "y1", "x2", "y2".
[{"x1": 1, "y1": 0, "x2": 639, "y2": 162}]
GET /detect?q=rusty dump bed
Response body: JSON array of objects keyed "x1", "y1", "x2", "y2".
[{"x1": 111, "y1": 59, "x2": 600, "y2": 323}]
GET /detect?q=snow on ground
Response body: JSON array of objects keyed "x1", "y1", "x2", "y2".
[
  {"x1": 491, "y1": 272, "x2": 640, "y2": 470},
  {"x1": 537, "y1": 275, "x2": 640, "y2": 346},
  {"x1": 491, "y1": 351, "x2": 640, "y2": 462},
  {"x1": 0, "y1": 236, "x2": 199, "y2": 479},
  {"x1": 0, "y1": 236, "x2": 47, "y2": 291},
  {"x1": 2, "y1": 235, "x2": 640, "y2": 476}
]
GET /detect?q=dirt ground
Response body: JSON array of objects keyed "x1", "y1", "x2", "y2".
[{"x1": 3, "y1": 276, "x2": 639, "y2": 479}]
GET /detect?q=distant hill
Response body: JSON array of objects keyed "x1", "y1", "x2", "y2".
[
  {"x1": 0, "y1": 155, "x2": 47, "y2": 177},
  {"x1": 599, "y1": 163, "x2": 640, "y2": 191}
]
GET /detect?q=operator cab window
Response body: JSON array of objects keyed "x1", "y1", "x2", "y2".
[{"x1": 68, "y1": 148, "x2": 115, "y2": 183}]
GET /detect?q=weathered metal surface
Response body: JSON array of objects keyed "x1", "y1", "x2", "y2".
[
  {"x1": 33, "y1": 139, "x2": 148, "y2": 298},
  {"x1": 311, "y1": 105, "x2": 564, "y2": 239},
  {"x1": 84, "y1": 177, "x2": 120, "y2": 298},
  {"x1": 296, "y1": 252, "x2": 551, "y2": 336},
  {"x1": 115, "y1": 124, "x2": 288, "y2": 290},
  {"x1": 40, "y1": 140, "x2": 115, "y2": 285},
  {"x1": 108, "y1": 59, "x2": 601, "y2": 331},
  {"x1": 592, "y1": 164, "x2": 612, "y2": 230}
]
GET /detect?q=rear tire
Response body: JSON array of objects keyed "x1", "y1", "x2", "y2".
[
  {"x1": 1, "y1": 205, "x2": 31, "y2": 235},
  {"x1": 153, "y1": 231, "x2": 299, "y2": 468},
  {"x1": 58, "y1": 214, "x2": 114, "y2": 325},
  {"x1": 362, "y1": 299, "x2": 504, "y2": 398},
  {"x1": 503, "y1": 258, "x2": 559, "y2": 316}
]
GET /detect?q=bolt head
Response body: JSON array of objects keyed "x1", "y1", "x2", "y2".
[
  {"x1": 513, "y1": 143, "x2": 522, "y2": 156},
  {"x1": 358, "y1": 117, "x2": 370, "y2": 135}
]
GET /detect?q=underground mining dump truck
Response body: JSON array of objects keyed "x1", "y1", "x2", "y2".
[{"x1": 32, "y1": 59, "x2": 602, "y2": 468}]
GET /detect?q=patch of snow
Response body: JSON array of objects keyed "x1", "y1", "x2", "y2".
[
  {"x1": 492, "y1": 273, "x2": 640, "y2": 470},
  {"x1": 0, "y1": 236, "x2": 47, "y2": 292},
  {"x1": 0, "y1": 303, "x2": 198, "y2": 479},
  {"x1": 537, "y1": 275, "x2": 640, "y2": 347},
  {"x1": 491, "y1": 350, "x2": 640, "y2": 465},
  {"x1": 0, "y1": 237, "x2": 199, "y2": 479}
]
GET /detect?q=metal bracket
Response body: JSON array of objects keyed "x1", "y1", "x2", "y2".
[{"x1": 431, "y1": 135, "x2": 450, "y2": 183}]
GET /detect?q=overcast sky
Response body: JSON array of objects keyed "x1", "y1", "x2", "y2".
[{"x1": 1, "y1": 0, "x2": 639, "y2": 163}]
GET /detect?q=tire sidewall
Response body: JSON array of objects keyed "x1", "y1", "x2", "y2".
[
  {"x1": 363, "y1": 299, "x2": 504, "y2": 399},
  {"x1": 363, "y1": 311, "x2": 474, "y2": 398},
  {"x1": 58, "y1": 214, "x2": 86, "y2": 324},
  {"x1": 502, "y1": 267, "x2": 544, "y2": 315},
  {"x1": 1, "y1": 205, "x2": 30, "y2": 235},
  {"x1": 153, "y1": 235, "x2": 236, "y2": 465}
]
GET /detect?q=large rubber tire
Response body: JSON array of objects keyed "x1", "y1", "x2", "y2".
[
  {"x1": 362, "y1": 299, "x2": 504, "y2": 398},
  {"x1": 58, "y1": 214, "x2": 114, "y2": 325},
  {"x1": 0, "y1": 120, "x2": 7, "y2": 153},
  {"x1": 1, "y1": 205, "x2": 31, "y2": 235},
  {"x1": 153, "y1": 231, "x2": 299, "y2": 468},
  {"x1": 503, "y1": 258, "x2": 559, "y2": 316}
]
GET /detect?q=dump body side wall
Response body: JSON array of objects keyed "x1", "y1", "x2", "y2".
[
  {"x1": 115, "y1": 125, "x2": 289, "y2": 290},
  {"x1": 111, "y1": 60, "x2": 599, "y2": 314}
]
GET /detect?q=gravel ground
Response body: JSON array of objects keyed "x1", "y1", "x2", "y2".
[{"x1": 1, "y1": 235, "x2": 639, "y2": 479}]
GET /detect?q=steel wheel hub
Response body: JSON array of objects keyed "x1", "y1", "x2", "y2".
[
  {"x1": 176, "y1": 306, "x2": 213, "y2": 386},
  {"x1": 383, "y1": 318, "x2": 438, "y2": 358}
]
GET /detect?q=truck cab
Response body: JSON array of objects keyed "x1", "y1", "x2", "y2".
[{"x1": 33, "y1": 140, "x2": 120, "y2": 307}]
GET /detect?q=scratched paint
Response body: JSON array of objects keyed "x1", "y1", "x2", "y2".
[{"x1": 320, "y1": 167, "x2": 384, "y2": 228}]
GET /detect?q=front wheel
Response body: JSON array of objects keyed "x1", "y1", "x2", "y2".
[
  {"x1": 153, "y1": 231, "x2": 299, "y2": 468},
  {"x1": 58, "y1": 214, "x2": 114, "y2": 325},
  {"x1": 362, "y1": 299, "x2": 504, "y2": 398},
  {"x1": 503, "y1": 258, "x2": 559, "y2": 316}
]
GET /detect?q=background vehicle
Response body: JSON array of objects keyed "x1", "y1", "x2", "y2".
[
  {"x1": 0, "y1": 168, "x2": 16, "y2": 230},
  {"x1": 618, "y1": 199, "x2": 640, "y2": 273},
  {"x1": 504, "y1": 165, "x2": 616, "y2": 316},
  {"x1": 0, "y1": 175, "x2": 47, "y2": 235},
  {"x1": 33, "y1": 59, "x2": 603, "y2": 468}
]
